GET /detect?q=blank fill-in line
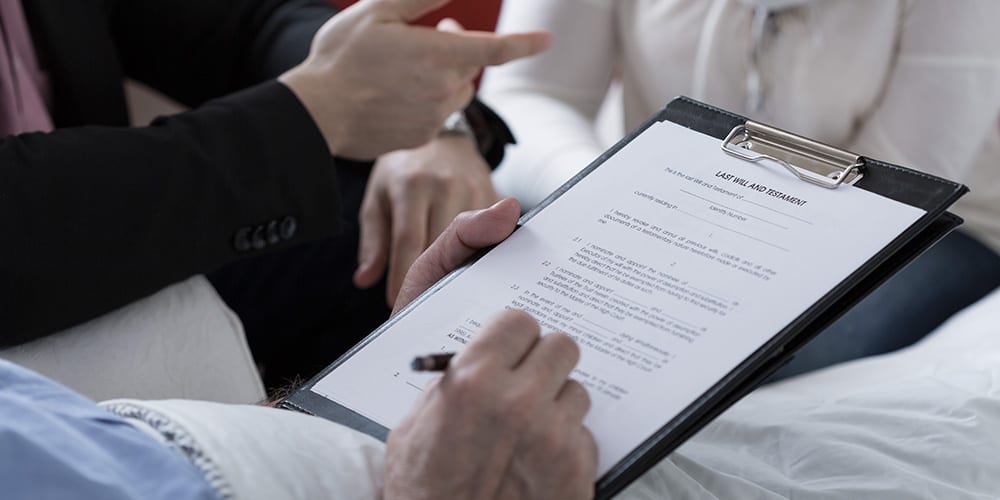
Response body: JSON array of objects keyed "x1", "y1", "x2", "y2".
[
  {"x1": 680, "y1": 189, "x2": 788, "y2": 230},
  {"x1": 742, "y1": 198, "x2": 813, "y2": 225},
  {"x1": 612, "y1": 293, "x2": 649, "y2": 310},
  {"x1": 686, "y1": 285, "x2": 734, "y2": 305},
  {"x1": 575, "y1": 324, "x2": 612, "y2": 341},
  {"x1": 405, "y1": 381, "x2": 424, "y2": 392},
  {"x1": 675, "y1": 208, "x2": 790, "y2": 252},
  {"x1": 577, "y1": 324, "x2": 663, "y2": 362},
  {"x1": 660, "y1": 312, "x2": 702, "y2": 331},
  {"x1": 580, "y1": 317, "x2": 618, "y2": 335},
  {"x1": 615, "y1": 291, "x2": 704, "y2": 330}
]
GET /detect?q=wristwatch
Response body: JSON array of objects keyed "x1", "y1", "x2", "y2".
[
  {"x1": 440, "y1": 110, "x2": 478, "y2": 149},
  {"x1": 442, "y1": 100, "x2": 516, "y2": 169}
]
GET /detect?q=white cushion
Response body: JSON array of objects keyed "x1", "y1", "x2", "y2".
[{"x1": 1, "y1": 276, "x2": 265, "y2": 403}]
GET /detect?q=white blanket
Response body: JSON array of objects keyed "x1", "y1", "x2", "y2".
[{"x1": 624, "y1": 286, "x2": 1000, "y2": 499}]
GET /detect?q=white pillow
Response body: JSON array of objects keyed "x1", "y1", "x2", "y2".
[{"x1": 1, "y1": 276, "x2": 264, "y2": 403}]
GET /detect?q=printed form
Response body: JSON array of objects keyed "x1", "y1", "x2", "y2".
[{"x1": 313, "y1": 120, "x2": 925, "y2": 476}]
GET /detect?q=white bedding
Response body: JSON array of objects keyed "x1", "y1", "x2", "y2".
[
  {"x1": 624, "y1": 286, "x2": 1000, "y2": 499},
  {"x1": 105, "y1": 287, "x2": 1000, "y2": 499}
]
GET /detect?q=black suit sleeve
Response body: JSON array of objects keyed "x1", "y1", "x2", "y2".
[
  {"x1": 105, "y1": 0, "x2": 335, "y2": 107},
  {"x1": 466, "y1": 98, "x2": 516, "y2": 169},
  {"x1": 0, "y1": 81, "x2": 338, "y2": 347}
]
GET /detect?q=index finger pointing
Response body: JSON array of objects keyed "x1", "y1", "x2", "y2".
[{"x1": 442, "y1": 30, "x2": 552, "y2": 67}]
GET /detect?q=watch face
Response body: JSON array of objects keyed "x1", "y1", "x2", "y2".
[{"x1": 441, "y1": 111, "x2": 474, "y2": 138}]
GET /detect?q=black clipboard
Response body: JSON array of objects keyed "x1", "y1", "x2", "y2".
[{"x1": 282, "y1": 97, "x2": 967, "y2": 499}]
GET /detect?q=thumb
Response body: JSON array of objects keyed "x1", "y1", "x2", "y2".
[
  {"x1": 382, "y1": 0, "x2": 451, "y2": 23},
  {"x1": 449, "y1": 197, "x2": 521, "y2": 252},
  {"x1": 393, "y1": 197, "x2": 521, "y2": 313}
]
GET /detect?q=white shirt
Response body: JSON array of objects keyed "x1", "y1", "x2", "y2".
[{"x1": 483, "y1": 0, "x2": 1000, "y2": 252}]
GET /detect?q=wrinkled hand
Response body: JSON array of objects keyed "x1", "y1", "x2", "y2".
[
  {"x1": 385, "y1": 199, "x2": 596, "y2": 499},
  {"x1": 354, "y1": 135, "x2": 500, "y2": 306},
  {"x1": 279, "y1": 0, "x2": 550, "y2": 159},
  {"x1": 384, "y1": 310, "x2": 597, "y2": 500}
]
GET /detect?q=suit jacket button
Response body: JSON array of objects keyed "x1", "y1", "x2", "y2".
[
  {"x1": 266, "y1": 220, "x2": 281, "y2": 245},
  {"x1": 280, "y1": 216, "x2": 297, "y2": 240},
  {"x1": 234, "y1": 227, "x2": 252, "y2": 252},
  {"x1": 251, "y1": 225, "x2": 267, "y2": 250}
]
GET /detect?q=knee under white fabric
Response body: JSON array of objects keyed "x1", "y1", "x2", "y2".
[{"x1": 101, "y1": 399, "x2": 386, "y2": 500}]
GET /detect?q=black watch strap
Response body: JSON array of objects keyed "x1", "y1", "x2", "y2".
[{"x1": 464, "y1": 97, "x2": 516, "y2": 169}]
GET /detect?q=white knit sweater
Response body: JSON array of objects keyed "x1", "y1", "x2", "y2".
[{"x1": 483, "y1": 0, "x2": 1000, "y2": 252}]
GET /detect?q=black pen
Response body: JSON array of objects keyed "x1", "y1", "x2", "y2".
[{"x1": 410, "y1": 352, "x2": 455, "y2": 372}]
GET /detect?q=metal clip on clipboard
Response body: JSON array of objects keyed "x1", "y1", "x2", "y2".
[{"x1": 721, "y1": 121, "x2": 864, "y2": 189}]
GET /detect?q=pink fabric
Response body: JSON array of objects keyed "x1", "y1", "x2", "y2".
[{"x1": 0, "y1": 0, "x2": 52, "y2": 137}]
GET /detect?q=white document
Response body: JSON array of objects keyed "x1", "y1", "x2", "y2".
[{"x1": 312, "y1": 120, "x2": 925, "y2": 476}]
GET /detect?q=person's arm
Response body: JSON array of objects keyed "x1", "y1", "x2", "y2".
[
  {"x1": 1, "y1": 0, "x2": 341, "y2": 346},
  {"x1": 847, "y1": 1, "x2": 1000, "y2": 181},
  {"x1": 2, "y1": 0, "x2": 339, "y2": 346},
  {"x1": 0, "y1": 82, "x2": 336, "y2": 347},
  {"x1": 480, "y1": 0, "x2": 616, "y2": 209},
  {"x1": 106, "y1": 0, "x2": 336, "y2": 107},
  {"x1": 1, "y1": 0, "x2": 550, "y2": 346},
  {"x1": 0, "y1": 359, "x2": 219, "y2": 500}
]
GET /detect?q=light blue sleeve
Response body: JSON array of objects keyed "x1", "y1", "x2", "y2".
[{"x1": 0, "y1": 359, "x2": 219, "y2": 500}]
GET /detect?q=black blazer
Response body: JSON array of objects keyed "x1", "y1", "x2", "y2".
[{"x1": 1, "y1": 0, "x2": 511, "y2": 346}]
